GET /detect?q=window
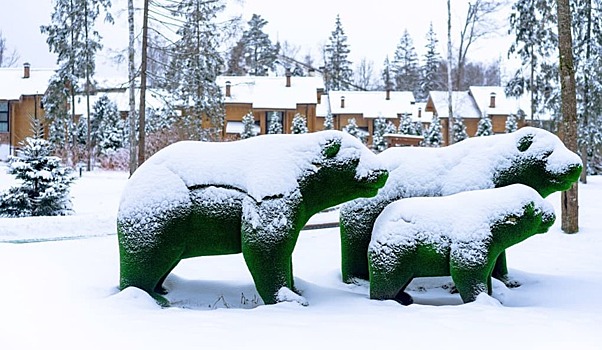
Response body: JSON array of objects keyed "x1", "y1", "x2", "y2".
[{"x1": 0, "y1": 101, "x2": 8, "y2": 132}]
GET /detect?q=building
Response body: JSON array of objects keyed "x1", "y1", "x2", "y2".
[
  {"x1": 0, "y1": 63, "x2": 54, "y2": 160},
  {"x1": 218, "y1": 73, "x2": 325, "y2": 139},
  {"x1": 425, "y1": 86, "x2": 532, "y2": 145}
]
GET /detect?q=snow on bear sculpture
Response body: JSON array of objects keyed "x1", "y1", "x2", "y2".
[
  {"x1": 368, "y1": 184, "x2": 556, "y2": 305},
  {"x1": 117, "y1": 130, "x2": 388, "y2": 306},
  {"x1": 340, "y1": 127, "x2": 582, "y2": 285}
]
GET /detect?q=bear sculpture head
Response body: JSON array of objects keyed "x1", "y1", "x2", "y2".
[{"x1": 495, "y1": 127, "x2": 582, "y2": 197}]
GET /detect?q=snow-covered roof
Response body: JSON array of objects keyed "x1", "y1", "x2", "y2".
[
  {"x1": 428, "y1": 91, "x2": 481, "y2": 119},
  {"x1": 317, "y1": 90, "x2": 416, "y2": 120},
  {"x1": 217, "y1": 75, "x2": 324, "y2": 109},
  {"x1": 469, "y1": 86, "x2": 533, "y2": 119},
  {"x1": 73, "y1": 88, "x2": 165, "y2": 116},
  {"x1": 0, "y1": 66, "x2": 55, "y2": 100}
]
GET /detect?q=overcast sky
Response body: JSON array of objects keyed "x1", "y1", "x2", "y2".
[{"x1": 0, "y1": 0, "x2": 515, "y2": 83}]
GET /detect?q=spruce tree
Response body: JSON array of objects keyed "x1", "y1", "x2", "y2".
[
  {"x1": 323, "y1": 112, "x2": 334, "y2": 130},
  {"x1": 372, "y1": 115, "x2": 388, "y2": 152},
  {"x1": 240, "y1": 14, "x2": 280, "y2": 76},
  {"x1": 91, "y1": 95, "x2": 124, "y2": 154},
  {"x1": 240, "y1": 111, "x2": 257, "y2": 139},
  {"x1": 398, "y1": 114, "x2": 421, "y2": 136},
  {"x1": 41, "y1": 0, "x2": 113, "y2": 167},
  {"x1": 291, "y1": 113, "x2": 308, "y2": 134},
  {"x1": 452, "y1": 117, "x2": 469, "y2": 143},
  {"x1": 424, "y1": 115, "x2": 443, "y2": 147},
  {"x1": 267, "y1": 111, "x2": 283, "y2": 134},
  {"x1": 420, "y1": 22, "x2": 443, "y2": 101},
  {"x1": 162, "y1": 0, "x2": 225, "y2": 141},
  {"x1": 506, "y1": 0, "x2": 558, "y2": 120},
  {"x1": 324, "y1": 15, "x2": 353, "y2": 91},
  {"x1": 392, "y1": 29, "x2": 420, "y2": 96},
  {"x1": 0, "y1": 120, "x2": 75, "y2": 217},
  {"x1": 382, "y1": 56, "x2": 393, "y2": 91},
  {"x1": 505, "y1": 113, "x2": 518, "y2": 133},
  {"x1": 43, "y1": 74, "x2": 72, "y2": 156},
  {"x1": 343, "y1": 118, "x2": 365, "y2": 142},
  {"x1": 475, "y1": 114, "x2": 494, "y2": 136}
]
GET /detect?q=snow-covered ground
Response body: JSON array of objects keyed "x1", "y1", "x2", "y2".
[{"x1": 1, "y1": 163, "x2": 601, "y2": 349}]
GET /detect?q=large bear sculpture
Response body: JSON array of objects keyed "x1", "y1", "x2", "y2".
[
  {"x1": 117, "y1": 130, "x2": 388, "y2": 306},
  {"x1": 368, "y1": 184, "x2": 556, "y2": 305},
  {"x1": 340, "y1": 127, "x2": 582, "y2": 285}
]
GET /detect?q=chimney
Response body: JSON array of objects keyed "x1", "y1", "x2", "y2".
[
  {"x1": 285, "y1": 69, "x2": 291, "y2": 87},
  {"x1": 489, "y1": 92, "x2": 496, "y2": 108},
  {"x1": 418, "y1": 107, "x2": 422, "y2": 118},
  {"x1": 308, "y1": 68, "x2": 315, "y2": 77},
  {"x1": 225, "y1": 81, "x2": 231, "y2": 97},
  {"x1": 386, "y1": 88, "x2": 390, "y2": 101},
  {"x1": 340, "y1": 96, "x2": 345, "y2": 108},
  {"x1": 23, "y1": 62, "x2": 31, "y2": 79}
]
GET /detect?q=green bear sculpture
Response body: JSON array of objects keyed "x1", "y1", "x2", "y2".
[
  {"x1": 368, "y1": 184, "x2": 556, "y2": 305},
  {"x1": 117, "y1": 130, "x2": 388, "y2": 306},
  {"x1": 341, "y1": 127, "x2": 582, "y2": 285}
]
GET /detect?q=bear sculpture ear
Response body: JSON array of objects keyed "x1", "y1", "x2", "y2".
[
  {"x1": 322, "y1": 138, "x2": 341, "y2": 158},
  {"x1": 517, "y1": 133, "x2": 534, "y2": 152}
]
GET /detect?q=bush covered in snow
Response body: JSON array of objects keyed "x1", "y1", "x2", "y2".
[
  {"x1": 368, "y1": 184, "x2": 556, "y2": 305},
  {"x1": 117, "y1": 130, "x2": 388, "y2": 306},
  {"x1": 340, "y1": 127, "x2": 582, "y2": 285}
]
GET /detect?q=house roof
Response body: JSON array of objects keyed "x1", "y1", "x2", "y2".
[
  {"x1": 428, "y1": 91, "x2": 481, "y2": 119},
  {"x1": 469, "y1": 86, "x2": 533, "y2": 118},
  {"x1": 317, "y1": 90, "x2": 416, "y2": 120},
  {"x1": 0, "y1": 66, "x2": 55, "y2": 100},
  {"x1": 73, "y1": 88, "x2": 165, "y2": 116},
  {"x1": 217, "y1": 75, "x2": 324, "y2": 109}
]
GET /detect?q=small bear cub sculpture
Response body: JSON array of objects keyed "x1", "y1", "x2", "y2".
[
  {"x1": 368, "y1": 184, "x2": 555, "y2": 305},
  {"x1": 117, "y1": 130, "x2": 388, "y2": 306},
  {"x1": 341, "y1": 127, "x2": 581, "y2": 285}
]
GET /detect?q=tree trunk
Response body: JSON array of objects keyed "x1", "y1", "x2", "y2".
[
  {"x1": 556, "y1": 0, "x2": 579, "y2": 234},
  {"x1": 138, "y1": 0, "x2": 149, "y2": 166},
  {"x1": 447, "y1": 0, "x2": 454, "y2": 145},
  {"x1": 84, "y1": 0, "x2": 92, "y2": 172},
  {"x1": 580, "y1": 0, "x2": 592, "y2": 184},
  {"x1": 128, "y1": 0, "x2": 137, "y2": 175}
]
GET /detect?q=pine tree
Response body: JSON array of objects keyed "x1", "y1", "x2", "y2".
[
  {"x1": 420, "y1": 22, "x2": 442, "y2": 101},
  {"x1": 475, "y1": 114, "x2": 494, "y2": 136},
  {"x1": 505, "y1": 113, "x2": 519, "y2": 133},
  {"x1": 0, "y1": 119, "x2": 75, "y2": 217},
  {"x1": 392, "y1": 29, "x2": 420, "y2": 96},
  {"x1": 323, "y1": 112, "x2": 334, "y2": 130},
  {"x1": 162, "y1": 0, "x2": 225, "y2": 141},
  {"x1": 452, "y1": 117, "x2": 469, "y2": 143},
  {"x1": 240, "y1": 14, "x2": 280, "y2": 76},
  {"x1": 291, "y1": 113, "x2": 308, "y2": 134},
  {"x1": 323, "y1": 15, "x2": 353, "y2": 91},
  {"x1": 267, "y1": 111, "x2": 283, "y2": 134},
  {"x1": 372, "y1": 115, "x2": 388, "y2": 152},
  {"x1": 424, "y1": 115, "x2": 443, "y2": 147},
  {"x1": 240, "y1": 111, "x2": 257, "y2": 139}
]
